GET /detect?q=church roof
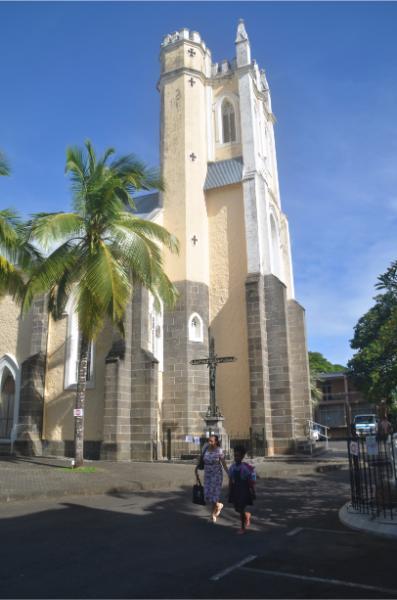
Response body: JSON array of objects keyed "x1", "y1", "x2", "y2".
[
  {"x1": 204, "y1": 157, "x2": 243, "y2": 191},
  {"x1": 133, "y1": 192, "x2": 161, "y2": 215}
]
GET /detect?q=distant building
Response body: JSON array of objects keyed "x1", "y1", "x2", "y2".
[{"x1": 315, "y1": 372, "x2": 373, "y2": 437}]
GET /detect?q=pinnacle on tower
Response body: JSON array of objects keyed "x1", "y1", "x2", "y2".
[
  {"x1": 235, "y1": 18, "x2": 249, "y2": 42},
  {"x1": 235, "y1": 19, "x2": 251, "y2": 67}
]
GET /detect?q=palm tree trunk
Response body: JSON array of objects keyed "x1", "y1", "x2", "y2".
[{"x1": 74, "y1": 335, "x2": 89, "y2": 467}]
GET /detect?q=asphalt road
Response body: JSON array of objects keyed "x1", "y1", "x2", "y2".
[{"x1": 1, "y1": 467, "x2": 396, "y2": 599}]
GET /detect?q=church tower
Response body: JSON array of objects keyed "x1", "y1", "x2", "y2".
[{"x1": 160, "y1": 21, "x2": 312, "y2": 455}]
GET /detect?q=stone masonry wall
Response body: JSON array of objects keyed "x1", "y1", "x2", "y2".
[
  {"x1": 245, "y1": 273, "x2": 273, "y2": 454},
  {"x1": 17, "y1": 296, "x2": 48, "y2": 454},
  {"x1": 162, "y1": 281, "x2": 209, "y2": 443},
  {"x1": 264, "y1": 274, "x2": 294, "y2": 453},
  {"x1": 287, "y1": 299, "x2": 312, "y2": 437},
  {"x1": 130, "y1": 287, "x2": 159, "y2": 461}
]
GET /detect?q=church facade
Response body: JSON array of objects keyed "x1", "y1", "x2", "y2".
[{"x1": 0, "y1": 22, "x2": 312, "y2": 460}]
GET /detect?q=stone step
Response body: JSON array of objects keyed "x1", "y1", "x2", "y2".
[{"x1": 0, "y1": 443, "x2": 13, "y2": 456}]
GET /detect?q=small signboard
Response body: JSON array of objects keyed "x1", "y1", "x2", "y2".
[
  {"x1": 193, "y1": 436, "x2": 200, "y2": 445},
  {"x1": 350, "y1": 440, "x2": 359, "y2": 457},
  {"x1": 366, "y1": 435, "x2": 378, "y2": 456},
  {"x1": 185, "y1": 435, "x2": 193, "y2": 443},
  {"x1": 73, "y1": 408, "x2": 84, "y2": 417}
]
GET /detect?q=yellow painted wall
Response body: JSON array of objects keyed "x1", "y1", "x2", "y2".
[
  {"x1": 161, "y1": 42, "x2": 210, "y2": 285},
  {"x1": 44, "y1": 315, "x2": 112, "y2": 441},
  {"x1": 0, "y1": 294, "x2": 33, "y2": 365},
  {"x1": 206, "y1": 183, "x2": 251, "y2": 435}
]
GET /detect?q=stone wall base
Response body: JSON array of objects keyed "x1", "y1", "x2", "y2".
[
  {"x1": 14, "y1": 440, "x2": 102, "y2": 460},
  {"x1": 272, "y1": 438, "x2": 296, "y2": 455}
]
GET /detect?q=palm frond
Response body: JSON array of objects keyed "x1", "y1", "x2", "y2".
[
  {"x1": 113, "y1": 213, "x2": 179, "y2": 254},
  {"x1": 0, "y1": 151, "x2": 10, "y2": 176},
  {"x1": 21, "y1": 241, "x2": 80, "y2": 314},
  {"x1": 81, "y1": 241, "x2": 131, "y2": 322},
  {"x1": 29, "y1": 212, "x2": 84, "y2": 250}
]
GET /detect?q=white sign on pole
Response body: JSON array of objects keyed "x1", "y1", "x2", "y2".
[
  {"x1": 73, "y1": 408, "x2": 84, "y2": 417},
  {"x1": 350, "y1": 440, "x2": 359, "y2": 457}
]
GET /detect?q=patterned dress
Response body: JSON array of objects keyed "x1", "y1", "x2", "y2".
[{"x1": 203, "y1": 446, "x2": 224, "y2": 503}]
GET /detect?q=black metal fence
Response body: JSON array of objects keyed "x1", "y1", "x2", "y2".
[
  {"x1": 347, "y1": 435, "x2": 397, "y2": 519},
  {"x1": 229, "y1": 428, "x2": 267, "y2": 458},
  {"x1": 159, "y1": 427, "x2": 267, "y2": 461}
]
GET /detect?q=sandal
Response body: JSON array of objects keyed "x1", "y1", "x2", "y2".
[{"x1": 215, "y1": 502, "x2": 224, "y2": 518}]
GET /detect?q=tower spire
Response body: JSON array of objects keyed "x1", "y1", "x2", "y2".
[{"x1": 235, "y1": 18, "x2": 251, "y2": 67}]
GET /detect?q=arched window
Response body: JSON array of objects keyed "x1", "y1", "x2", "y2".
[
  {"x1": 221, "y1": 100, "x2": 236, "y2": 144},
  {"x1": 148, "y1": 293, "x2": 163, "y2": 371},
  {"x1": 0, "y1": 369, "x2": 15, "y2": 438},
  {"x1": 270, "y1": 214, "x2": 282, "y2": 279},
  {"x1": 188, "y1": 313, "x2": 204, "y2": 343},
  {"x1": 0, "y1": 354, "x2": 19, "y2": 440},
  {"x1": 64, "y1": 297, "x2": 94, "y2": 389}
]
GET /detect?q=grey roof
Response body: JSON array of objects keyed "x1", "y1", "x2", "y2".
[
  {"x1": 204, "y1": 157, "x2": 243, "y2": 191},
  {"x1": 317, "y1": 371, "x2": 347, "y2": 380},
  {"x1": 133, "y1": 192, "x2": 161, "y2": 215}
]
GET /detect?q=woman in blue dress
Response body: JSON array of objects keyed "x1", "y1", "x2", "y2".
[{"x1": 195, "y1": 434, "x2": 229, "y2": 522}]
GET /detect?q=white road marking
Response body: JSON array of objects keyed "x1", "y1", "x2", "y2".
[
  {"x1": 286, "y1": 527, "x2": 303, "y2": 536},
  {"x1": 210, "y1": 555, "x2": 257, "y2": 581},
  {"x1": 240, "y1": 566, "x2": 397, "y2": 596},
  {"x1": 286, "y1": 526, "x2": 356, "y2": 537}
]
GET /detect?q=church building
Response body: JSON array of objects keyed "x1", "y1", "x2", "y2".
[{"x1": 0, "y1": 21, "x2": 312, "y2": 460}]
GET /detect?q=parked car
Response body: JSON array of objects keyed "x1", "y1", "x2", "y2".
[{"x1": 353, "y1": 414, "x2": 377, "y2": 436}]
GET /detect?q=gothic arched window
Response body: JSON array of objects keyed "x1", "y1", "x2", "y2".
[
  {"x1": 270, "y1": 214, "x2": 282, "y2": 279},
  {"x1": 64, "y1": 296, "x2": 94, "y2": 388},
  {"x1": 188, "y1": 313, "x2": 204, "y2": 343},
  {"x1": 221, "y1": 100, "x2": 236, "y2": 144},
  {"x1": 0, "y1": 354, "x2": 19, "y2": 440}
]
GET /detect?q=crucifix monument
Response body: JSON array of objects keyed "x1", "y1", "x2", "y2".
[{"x1": 190, "y1": 334, "x2": 236, "y2": 440}]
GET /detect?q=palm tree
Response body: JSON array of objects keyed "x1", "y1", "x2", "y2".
[
  {"x1": 0, "y1": 152, "x2": 40, "y2": 298},
  {"x1": 23, "y1": 141, "x2": 179, "y2": 467}
]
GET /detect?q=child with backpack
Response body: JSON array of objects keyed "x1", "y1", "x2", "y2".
[{"x1": 228, "y1": 445, "x2": 256, "y2": 534}]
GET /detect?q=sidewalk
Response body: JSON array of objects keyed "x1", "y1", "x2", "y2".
[
  {"x1": 339, "y1": 502, "x2": 397, "y2": 540},
  {"x1": 0, "y1": 453, "x2": 346, "y2": 504}
]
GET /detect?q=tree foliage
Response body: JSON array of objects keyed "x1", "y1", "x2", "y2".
[
  {"x1": 0, "y1": 152, "x2": 41, "y2": 298},
  {"x1": 348, "y1": 260, "x2": 397, "y2": 404},
  {"x1": 308, "y1": 351, "x2": 346, "y2": 374},
  {"x1": 23, "y1": 140, "x2": 179, "y2": 466}
]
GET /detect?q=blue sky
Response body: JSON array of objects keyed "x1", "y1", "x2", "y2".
[{"x1": 1, "y1": 2, "x2": 397, "y2": 366}]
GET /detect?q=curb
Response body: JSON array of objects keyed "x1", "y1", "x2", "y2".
[
  {"x1": 0, "y1": 480, "x2": 184, "y2": 504},
  {"x1": 339, "y1": 502, "x2": 397, "y2": 540}
]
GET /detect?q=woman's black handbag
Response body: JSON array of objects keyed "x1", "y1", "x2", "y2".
[
  {"x1": 192, "y1": 483, "x2": 206, "y2": 505},
  {"x1": 197, "y1": 444, "x2": 207, "y2": 470}
]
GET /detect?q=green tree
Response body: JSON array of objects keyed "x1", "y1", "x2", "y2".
[
  {"x1": 0, "y1": 152, "x2": 40, "y2": 298},
  {"x1": 348, "y1": 261, "x2": 397, "y2": 405},
  {"x1": 23, "y1": 141, "x2": 179, "y2": 467},
  {"x1": 308, "y1": 351, "x2": 346, "y2": 374}
]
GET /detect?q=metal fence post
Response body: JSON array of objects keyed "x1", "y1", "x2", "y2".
[{"x1": 166, "y1": 428, "x2": 171, "y2": 461}]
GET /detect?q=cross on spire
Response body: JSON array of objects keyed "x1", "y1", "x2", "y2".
[
  {"x1": 187, "y1": 48, "x2": 196, "y2": 57},
  {"x1": 190, "y1": 334, "x2": 236, "y2": 418},
  {"x1": 188, "y1": 77, "x2": 196, "y2": 87},
  {"x1": 189, "y1": 152, "x2": 197, "y2": 162}
]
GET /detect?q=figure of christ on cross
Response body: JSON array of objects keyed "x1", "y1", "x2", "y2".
[{"x1": 190, "y1": 335, "x2": 236, "y2": 418}]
